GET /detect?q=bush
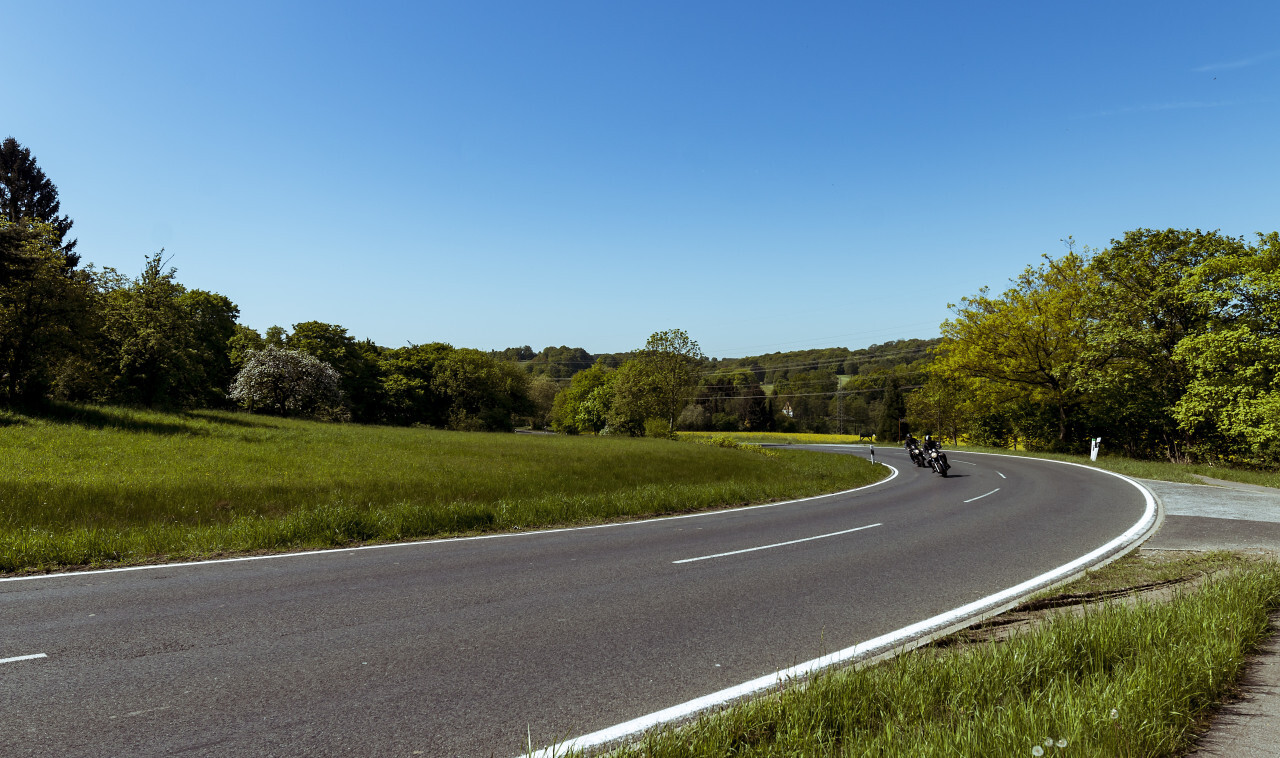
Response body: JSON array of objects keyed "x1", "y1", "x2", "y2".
[
  {"x1": 228, "y1": 346, "x2": 343, "y2": 418},
  {"x1": 644, "y1": 417, "x2": 676, "y2": 439}
]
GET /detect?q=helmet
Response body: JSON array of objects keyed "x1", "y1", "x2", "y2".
[{"x1": 924, "y1": 435, "x2": 932, "y2": 442}]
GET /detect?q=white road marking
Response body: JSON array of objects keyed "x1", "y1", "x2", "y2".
[
  {"x1": 954, "y1": 460, "x2": 978, "y2": 465},
  {"x1": 963, "y1": 488, "x2": 1001, "y2": 503},
  {"x1": 524, "y1": 460, "x2": 1159, "y2": 758},
  {"x1": 0, "y1": 464, "x2": 901, "y2": 584},
  {"x1": 997, "y1": 472, "x2": 1006, "y2": 479},
  {"x1": 673, "y1": 524, "x2": 882, "y2": 564},
  {"x1": 0, "y1": 653, "x2": 47, "y2": 665}
]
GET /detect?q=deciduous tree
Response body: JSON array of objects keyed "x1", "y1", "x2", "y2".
[
  {"x1": 1172, "y1": 232, "x2": 1280, "y2": 462},
  {"x1": 935, "y1": 251, "x2": 1101, "y2": 447},
  {"x1": 1085, "y1": 229, "x2": 1250, "y2": 459},
  {"x1": 550, "y1": 360, "x2": 615, "y2": 434},
  {"x1": 229, "y1": 346, "x2": 343, "y2": 417},
  {"x1": 637, "y1": 328, "x2": 704, "y2": 433},
  {"x1": 287, "y1": 321, "x2": 383, "y2": 422},
  {"x1": 0, "y1": 220, "x2": 93, "y2": 402}
]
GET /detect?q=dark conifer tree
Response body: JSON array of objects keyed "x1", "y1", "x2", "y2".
[
  {"x1": 0, "y1": 137, "x2": 78, "y2": 267},
  {"x1": 875, "y1": 377, "x2": 908, "y2": 441}
]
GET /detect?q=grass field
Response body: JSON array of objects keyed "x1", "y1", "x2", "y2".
[
  {"x1": 0, "y1": 404, "x2": 885, "y2": 574},
  {"x1": 590, "y1": 552, "x2": 1280, "y2": 758}
]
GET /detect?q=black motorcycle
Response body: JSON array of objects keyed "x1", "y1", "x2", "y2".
[
  {"x1": 905, "y1": 441, "x2": 927, "y2": 467},
  {"x1": 926, "y1": 445, "x2": 950, "y2": 477}
]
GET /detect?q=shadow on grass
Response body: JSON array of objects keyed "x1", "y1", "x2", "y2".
[
  {"x1": 22, "y1": 402, "x2": 205, "y2": 436},
  {"x1": 181, "y1": 410, "x2": 279, "y2": 429}
]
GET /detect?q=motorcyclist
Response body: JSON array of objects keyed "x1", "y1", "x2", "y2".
[
  {"x1": 922, "y1": 434, "x2": 950, "y2": 476},
  {"x1": 904, "y1": 433, "x2": 924, "y2": 466}
]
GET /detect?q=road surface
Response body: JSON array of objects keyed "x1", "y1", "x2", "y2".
[{"x1": 1, "y1": 446, "x2": 1149, "y2": 757}]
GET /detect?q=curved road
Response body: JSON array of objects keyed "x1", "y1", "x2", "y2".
[{"x1": 0, "y1": 447, "x2": 1149, "y2": 757}]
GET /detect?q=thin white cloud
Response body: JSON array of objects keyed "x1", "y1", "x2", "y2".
[{"x1": 1194, "y1": 50, "x2": 1280, "y2": 72}]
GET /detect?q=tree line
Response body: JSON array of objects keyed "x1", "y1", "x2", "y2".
[
  {"x1": 0, "y1": 133, "x2": 934, "y2": 437},
  {"x1": 548, "y1": 339, "x2": 928, "y2": 438},
  {"x1": 12, "y1": 138, "x2": 1273, "y2": 462},
  {"x1": 922, "y1": 229, "x2": 1280, "y2": 465}
]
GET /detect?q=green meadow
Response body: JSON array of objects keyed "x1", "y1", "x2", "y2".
[{"x1": 0, "y1": 404, "x2": 884, "y2": 574}]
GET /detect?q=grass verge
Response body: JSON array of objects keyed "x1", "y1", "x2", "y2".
[
  {"x1": 575, "y1": 552, "x2": 1280, "y2": 758},
  {"x1": 0, "y1": 404, "x2": 885, "y2": 574}
]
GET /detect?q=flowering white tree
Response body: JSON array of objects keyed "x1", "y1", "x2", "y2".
[{"x1": 228, "y1": 346, "x2": 342, "y2": 417}]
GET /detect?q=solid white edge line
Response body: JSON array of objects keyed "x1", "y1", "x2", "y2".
[
  {"x1": 0, "y1": 460, "x2": 900, "y2": 584},
  {"x1": 0, "y1": 653, "x2": 47, "y2": 664},
  {"x1": 524, "y1": 453, "x2": 1159, "y2": 758},
  {"x1": 673, "y1": 524, "x2": 881, "y2": 564},
  {"x1": 963, "y1": 488, "x2": 1000, "y2": 503}
]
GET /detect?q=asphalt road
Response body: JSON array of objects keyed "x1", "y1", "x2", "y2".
[{"x1": 1, "y1": 446, "x2": 1148, "y2": 757}]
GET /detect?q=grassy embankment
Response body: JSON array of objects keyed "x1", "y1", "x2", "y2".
[
  {"x1": 681, "y1": 431, "x2": 1280, "y2": 489},
  {"x1": 0, "y1": 405, "x2": 884, "y2": 574},
  {"x1": 576, "y1": 552, "x2": 1280, "y2": 758}
]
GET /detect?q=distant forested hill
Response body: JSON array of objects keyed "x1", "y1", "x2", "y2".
[
  {"x1": 711, "y1": 338, "x2": 939, "y2": 387},
  {"x1": 493, "y1": 339, "x2": 938, "y2": 385}
]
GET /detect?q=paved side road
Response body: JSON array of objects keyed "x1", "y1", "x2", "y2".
[
  {"x1": 1144, "y1": 477, "x2": 1280, "y2": 555},
  {"x1": 1139, "y1": 477, "x2": 1280, "y2": 756}
]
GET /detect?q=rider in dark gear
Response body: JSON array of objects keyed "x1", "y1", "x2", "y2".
[{"x1": 904, "y1": 433, "x2": 924, "y2": 466}]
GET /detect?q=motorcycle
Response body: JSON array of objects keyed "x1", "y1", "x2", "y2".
[
  {"x1": 926, "y1": 446, "x2": 950, "y2": 477},
  {"x1": 905, "y1": 441, "x2": 927, "y2": 467}
]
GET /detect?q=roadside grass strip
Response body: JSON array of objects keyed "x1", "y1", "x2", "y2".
[
  {"x1": 0, "y1": 405, "x2": 887, "y2": 575},
  {"x1": 568, "y1": 561, "x2": 1280, "y2": 758}
]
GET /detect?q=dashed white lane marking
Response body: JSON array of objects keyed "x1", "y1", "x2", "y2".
[
  {"x1": 673, "y1": 524, "x2": 882, "y2": 564},
  {"x1": 963, "y1": 488, "x2": 1001, "y2": 503},
  {"x1": 0, "y1": 653, "x2": 47, "y2": 665},
  {"x1": 997, "y1": 472, "x2": 1007, "y2": 479},
  {"x1": 954, "y1": 460, "x2": 978, "y2": 465}
]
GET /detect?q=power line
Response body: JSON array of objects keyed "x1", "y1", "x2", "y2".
[
  {"x1": 521, "y1": 344, "x2": 937, "y2": 377},
  {"x1": 682, "y1": 385, "x2": 923, "y2": 402}
]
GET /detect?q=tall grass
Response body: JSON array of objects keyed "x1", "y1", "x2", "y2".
[
  {"x1": 601, "y1": 561, "x2": 1280, "y2": 757},
  {"x1": 0, "y1": 405, "x2": 884, "y2": 573}
]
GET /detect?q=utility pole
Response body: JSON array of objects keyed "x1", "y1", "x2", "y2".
[{"x1": 836, "y1": 386, "x2": 844, "y2": 435}]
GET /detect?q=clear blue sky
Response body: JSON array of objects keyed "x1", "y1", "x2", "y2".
[{"x1": 5, "y1": 1, "x2": 1278, "y2": 357}]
